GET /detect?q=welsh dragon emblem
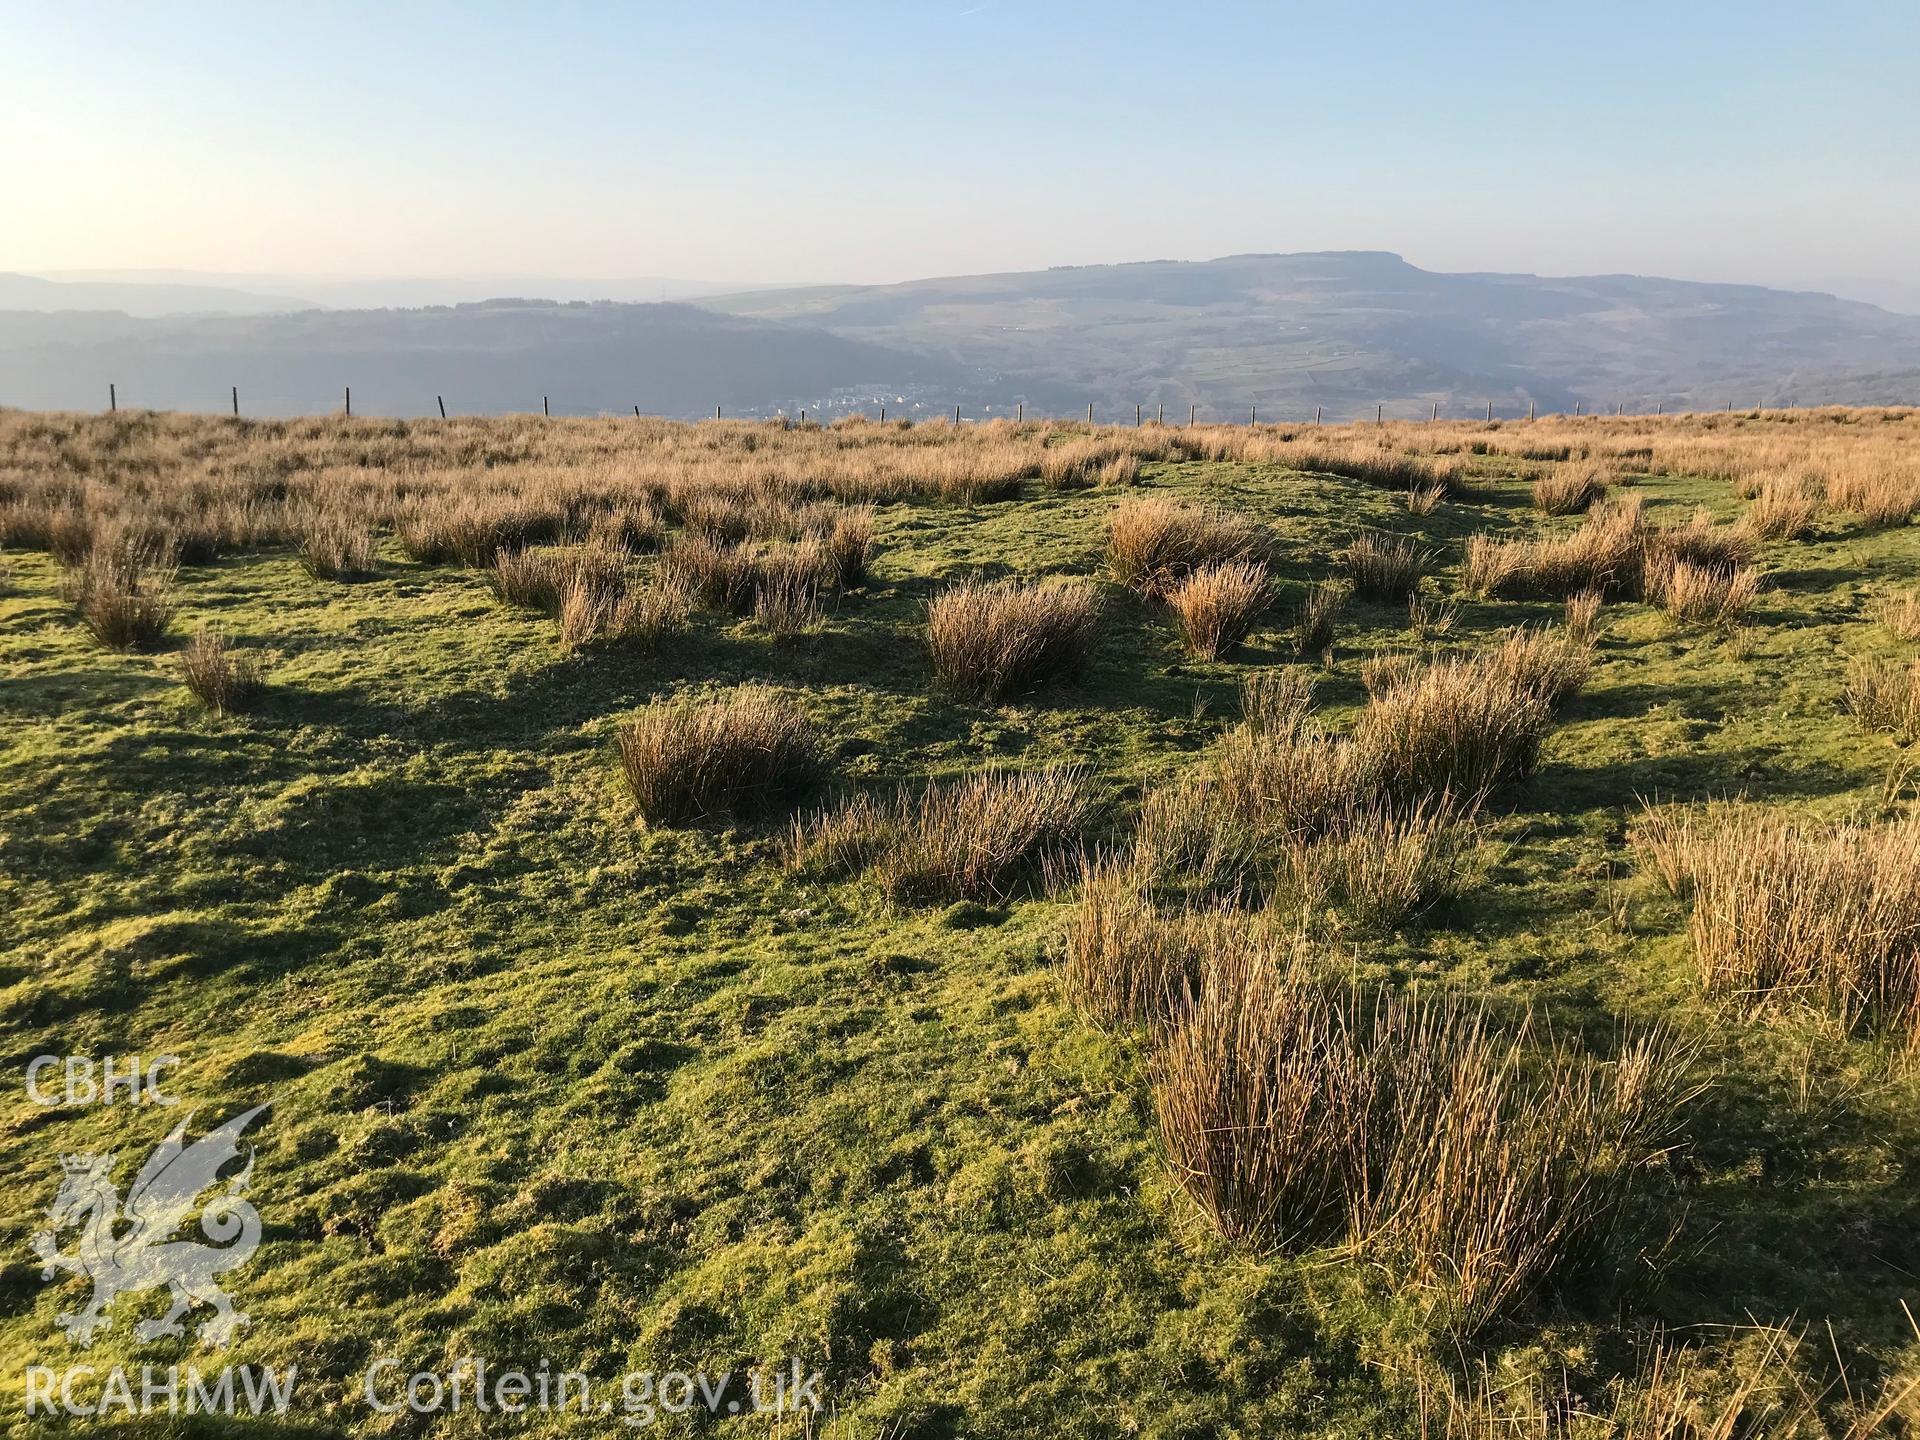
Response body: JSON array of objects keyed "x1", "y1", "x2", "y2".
[{"x1": 31, "y1": 1103, "x2": 268, "y2": 1348}]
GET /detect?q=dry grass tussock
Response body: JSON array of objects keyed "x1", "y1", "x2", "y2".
[
  {"x1": 1340, "y1": 531, "x2": 1432, "y2": 603},
  {"x1": 926, "y1": 575, "x2": 1101, "y2": 702},
  {"x1": 1644, "y1": 554, "x2": 1762, "y2": 628},
  {"x1": 1354, "y1": 648, "x2": 1560, "y2": 798},
  {"x1": 1208, "y1": 635, "x2": 1582, "y2": 845},
  {"x1": 1634, "y1": 803, "x2": 1920, "y2": 1045},
  {"x1": 792, "y1": 765, "x2": 1094, "y2": 904},
  {"x1": 1876, "y1": 587, "x2": 1920, "y2": 642},
  {"x1": 1843, "y1": 656, "x2": 1920, "y2": 741},
  {"x1": 1532, "y1": 460, "x2": 1611, "y2": 515},
  {"x1": 179, "y1": 629, "x2": 265, "y2": 715},
  {"x1": 1463, "y1": 498, "x2": 1647, "y2": 600},
  {"x1": 615, "y1": 688, "x2": 821, "y2": 825},
  {"x1": 293, "y1": 507, "x2": 377, "y2": 579},
  {"x1": 1295, "y1": 579, "x2": 1346, "y2": 661},
  {"x1": 1106, "y1": 498, "x2": 1270, "y2": 596},
  {"x1": 1743, "y1": 474, "x2": 1823, "y2": 540},
  {"x1": 489, "y1": 542, "x2": 627, "y2": 612},
  {"x1": 1417, "y1": 1319, "x2": 1920, "y2": 1438},
  {"x1": 1165, "y1": 560, "x2": 1270, "y2": 659},
  {"x1": 1149, "y1": 926, "x2": 1695, "y2": 1332},
  {"x1": 61, "y1": 538, "x2": 176, "y2": 651}
]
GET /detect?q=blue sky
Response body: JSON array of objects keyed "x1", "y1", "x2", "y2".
[{"x1": 4, "y1": 0, "x2": 1916, "y2": 297}]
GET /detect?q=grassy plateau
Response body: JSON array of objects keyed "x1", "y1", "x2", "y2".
[{"x1": 2, "y1": 407, "x2": 1919, "y2": 1436}]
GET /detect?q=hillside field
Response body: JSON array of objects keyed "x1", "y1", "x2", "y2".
[{"x1": 3, "y1": 407, "x2": 1920, "y2": 1436}]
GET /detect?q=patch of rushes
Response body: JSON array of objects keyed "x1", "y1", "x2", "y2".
[
  {"x1": 1147, "y1": 924, "x2": 1695, "y2": 1333},
  {"x1": 792, "y1": 765, "x2": 1095, "y2": 904},
  {"x1": 1635, "y1": 803, "x2": 1920, "y2": 1046},
  {"x1": 926, "y1": 575, "x2": 1101, "y2": 702},
  {"x1": 615, "y1": 687, "x2": 822, "y2": 825}
]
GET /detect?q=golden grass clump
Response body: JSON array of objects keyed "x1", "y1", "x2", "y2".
[
  {"x1": 1282, "y1": 443, "x2": 1469, "y2": 496},
  {"x1": 64, "y1": 543, "x2": 176, "y2": 651},
  {"x1": 794, "y1": 765, "x2": 1094, "y2": 903},
  {"x1": 489, "y1": 543, "x2": 626, "y2": 612},
  {"x1": 1340, "y1": 532, "x2": 1432, "y2": 603},
  {"x1": 615, "y1": 688, "x2": 822, "y2": 825},
  {"x1": 821, "y1": 506, "x2": 876, "y2": 589},
  {"x1": 1644, "y1": 554, "x2": 1762, "y2": 628},
  {"x1": 1281, "y1": 793, "x2": 1490, "y2": 931},
  {"x1": 752, "y1": 541, "x2": 828, "y2": 641},
  {"x1": 179, "y1": 629, "x2": 265, "y2": 716},
  {"x1": 605, "y1": 571, "x2": 695, "y2": 649},
  {"x1": 1106, "y1": 498, "x2": 1270, "y2": 596},
  {"x1": 1354, "y1": 650, "x2": 1556, "y2": 798},
  {"x1": 1212, "y1": 707, "x2": 1379, "y2": 841},
  {"x1": 1842, "y1": 656, "x2": 1920, "y2": 741},
  {"x1": 1826, "y1": 468, "x2": 1920, "y2": 527},
  {"x1": 1462, "y1": 501, "x2": 1645, "y2": 599},
  {"x1": 1479, "y1": 624, "x2": 1594, "y2": 709},
  {"x1": 1530, "y1": 460, "x2": 1609, "y2": 515},
  {"x1": 1635, "y1": 803, "x2": 1920, "y2": 1044},
  {"x1": 659, "y1": 534, "x2": 758, "y2": 612},
  {"x1": 1166, "y1": 560, "x2": 1270, "y2": 659},
  {"x1": 927, "y1": 575, "x2": 1101, "y2": 702},
  {"x1": 1877, "y1": 587, "x2": 1920, "y2": 642},
  {"x1": 1743, "y1": 475, "x2": 1823, "y2": 540},
  {"x1": 1294, "y1": 579, "x2": 1346, "y2": 661},
  {"x1": 1061, "y1": 862, "x2": 1224, "y2": 1030},
  {"x1": 1564, "y1": 588, "x2": 1604, "y2": 647},
  {"x1": 294, "y1": 509, "x2": 377, "y2": 580},
  {"x1": 1152, "y1": 931, "x2": 1693, "y2": 1331},
  {"x1": 1419, "y1": 1322, "x2": 1920, "y2": 1438}
]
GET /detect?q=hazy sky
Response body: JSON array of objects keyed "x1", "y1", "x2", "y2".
[{"x1": 6, "y1": 0, "x2": 1917, "y2": 293}]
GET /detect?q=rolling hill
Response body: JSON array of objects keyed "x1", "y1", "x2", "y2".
[{"x1": 703, "y1": 251, "x2": 1920, "y2": 419}]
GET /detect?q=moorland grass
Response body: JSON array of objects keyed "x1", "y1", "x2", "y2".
[
  {"x1": 3, "y1": 405, "x2": 1920, "y2": 1438},
  {"x1": 926, "y1": 575, "x2": 1102, "y2": 701},
  {"x1": 615, "y1": 687, "x2": 822, "y2": 824}
]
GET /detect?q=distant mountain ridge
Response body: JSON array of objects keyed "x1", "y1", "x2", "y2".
[
  {"x1": 700, "y1": 251, "x2": 1920, "y2": 417},
  {"x1": 4, "y1": 252, "x2": 1919, "y2": 418}
]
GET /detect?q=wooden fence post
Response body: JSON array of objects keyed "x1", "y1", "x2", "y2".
[
  {"x1": 1157, "y1": 404, "x2": 1164, "y2": 425},
  {"x1": 1528, "y1": 401, "x2": 1535, "y2": 421},
  {"x1": 1431, "y1": 401, "x2": 1438, "y2": 421},
  {"x1": 543, "y1": 396, "x2": 550, "y2": 417},
  {"x1": 1087, "y1": 402, "x2": 1094, "y2": 424},
  {"x1": 1250, "y1": 404, "x2": 1257, "y2": 425},
  {"x1": 1188, "y1": 404, "x2": 1196, "y2": 427},
  {"x1": 1315, "y1": 405, "x2": 1322, "y2": 425},
  {"x1": 1486, "y1": 400, "x2": 1493, "y2": 422},
  {"x1": 954, "y1": 404, "x2": 961, "y2": 424},
  {"x1": 1017, "y1": 403, "x2": 1023, "y2": 423},
  {"x1": 345, "y1": 386, "x2": 351, "y2": 417},
  {"x1": 880, "y1": 404, "x2": 886, "y2": 421},
  {"x1": 1377, "y1": 403, "x2": 1383, "y2": 424},
  {"x1": 109, "y1": 383, "x2": 116, "y2": 413},
  {"x1": 1135, "y1": 403, "x2": 1142, "y2": 426},
  {"x1": 231, "y1": 386, "x2": 239, "y2": 417}
]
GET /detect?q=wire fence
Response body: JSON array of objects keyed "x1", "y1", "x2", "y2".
[{"x1": 96, "y1": 382, "x2": 1823, "y2": 426}]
